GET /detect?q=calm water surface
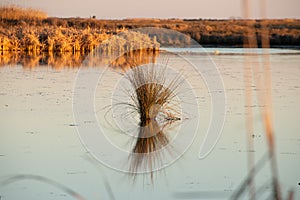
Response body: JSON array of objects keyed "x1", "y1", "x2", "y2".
[{"x1": 0, "y1": 48, "x2": 299, "y2": 199}]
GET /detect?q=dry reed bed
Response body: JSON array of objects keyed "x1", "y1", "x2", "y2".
[
  {"x1": 0, "y1": 6, "x2": 111, "y2": 53},
  {"x1": 0, "y1": 6, "x2": 160, "y2": 53},
  {"x1": 0, "y1": 5, "x2": 47, "y2": 21},
  {"x1": 0, "y1": 25, "x2": 110, "y2": 53},
  {"x1": 1, "y1": 5, "x2": 299, "y2": 54}
]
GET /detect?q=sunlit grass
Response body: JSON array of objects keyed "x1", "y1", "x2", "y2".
[
  {"x1": 125, "y1": 62, "x2": 182, "y2": 181},
  {"x1": 0, "y1": 5, "x2": 47, "y2": 21},
  {"x1": 0, "y1": 25, "x2": 109, "y2": 52}
]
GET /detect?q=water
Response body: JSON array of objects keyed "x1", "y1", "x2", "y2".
[
  {"x1": 161, "y1": 47, "x2": 300, "y2": 55},
  {"x1": 0, "y1": 48, "x2": 300, "y2": 199}
]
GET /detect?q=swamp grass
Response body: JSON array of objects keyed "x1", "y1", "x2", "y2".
[
  {"x1": 124, "y1": 61, "x2": 183, "y2": 180},
  {"x1": 1, "y1": 5, "x2": 299, "y2": 55}
]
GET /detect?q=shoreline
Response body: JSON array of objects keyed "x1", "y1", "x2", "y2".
[
  {"x1": 1, "y1": 17, "x2": 300, "y2": 53},
  {"x1": 1, "y1": 47, "x2": 300, "y2": 69}
]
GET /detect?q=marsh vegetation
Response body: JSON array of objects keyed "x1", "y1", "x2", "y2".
[
  {"x1": 105, "y1": 52, "x2": 183, "y2": 180},
  {"x1": 0, "y1": 5, "x2": 299, "y2": 58},
  {"x1": 0, "y1": 5, "x2": 299, "y2": 200}
]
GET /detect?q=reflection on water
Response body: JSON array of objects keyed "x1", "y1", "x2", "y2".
[
  {"x1": 0, "y1": 47, "x2": 168, "y2": 182},
  {"x1": 110, "y1": 58, "x2": 182, "y2": 180},
  {"x1": 2, "y1": 48, "x2": 299, "y2": 69},
  {"x1": 109, "y1": 50, "x2": 158, "y2": 70},
  {"x1": 0, "y1": 51, "x2": 86, "y2": 69},
  {"x1": 0, "y1": 49, "x2": 159, "y2": 70},
  {"x1": 0, "y1": 48, "x2": 300, "y2": 199},
  {"x1": 129, "y1": 119, "x2": 170, "y2": 180}
]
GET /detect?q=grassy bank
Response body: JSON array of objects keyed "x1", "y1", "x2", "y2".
[
  {"x1": 0, "y1": 6, "x2": 110, "y2": 52},
  {"x1": 0, "y1": 6, "x2": 300, "y2": 54}
]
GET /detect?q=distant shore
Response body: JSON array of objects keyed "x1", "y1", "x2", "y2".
[{"x1": 0, "y1": 6, "x2": 300, "y2": 53}]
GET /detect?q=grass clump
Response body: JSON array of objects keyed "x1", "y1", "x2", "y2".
[
  {"x1": 129, "y1": 69, "x2": 177, "y2": 122},
  {"x1": 126, "y1": 62, "x2": 182, "y2": 180},
  {"x1": 127, "y1": 63, "x2": 182, "y2": 126}
]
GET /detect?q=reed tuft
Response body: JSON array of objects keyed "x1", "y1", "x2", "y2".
[{"x1": 126, "y1": 62, "x2": 182, "y2": 181}]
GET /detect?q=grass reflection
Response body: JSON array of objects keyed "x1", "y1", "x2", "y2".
[{"x1": 0, "y1": 51, "x2": 85, "y2": 69}]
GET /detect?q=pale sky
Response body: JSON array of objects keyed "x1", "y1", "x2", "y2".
[{"x1": 1, "y1": 0, "x2": 300, "y2": 19}]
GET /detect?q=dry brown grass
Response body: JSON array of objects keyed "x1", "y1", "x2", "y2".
[
  {"x1": 0, "y1": 7, "x2": 299, "y2": 54},
  {"x1": 0, "y1": 25, "x2": 110, "y2": 53},
  {"x1": 126, "y1": 62, "x2": 182, "y2": 180},
  {"x1": 0, "y1": 5, "x2": 47, "y2": 21},
  {"x1": 0, "y1": 25, "x2": 161, "y2": 55},
  {"x1": 0, "y1": 5, "x2": 112, "y2": 53}
]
